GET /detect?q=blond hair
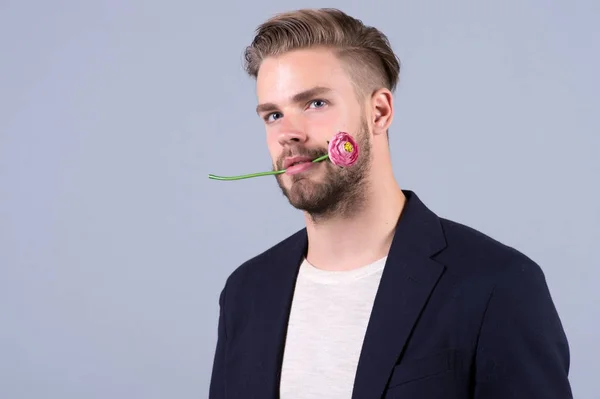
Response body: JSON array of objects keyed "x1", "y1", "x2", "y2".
[{"x1": 243, "y1": 8, "x2": 401, "y2": 99}]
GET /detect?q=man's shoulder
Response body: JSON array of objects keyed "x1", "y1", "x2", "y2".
[
  {"x1": 437, "y1": 216, "x2": 546, "y2": 283},
  {"x1": 222, "y1": 227, "x2": 306, "y2": 290}
]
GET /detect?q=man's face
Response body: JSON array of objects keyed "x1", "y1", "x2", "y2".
[{"x1": 255, "y1": 48, "x2": 372, "y2": 218}]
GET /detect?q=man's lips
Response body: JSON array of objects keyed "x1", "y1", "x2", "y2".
[
  {"x1": 282, "y1": 156, "x2": 314, "y2": 170},
  {"x1": 286, "y1": 162, "x2": 316, "y2": 175}
]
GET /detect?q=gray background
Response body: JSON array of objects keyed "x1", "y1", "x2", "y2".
[{"x1": 1, "y1": 0, "x2": 598, "y2": 398}]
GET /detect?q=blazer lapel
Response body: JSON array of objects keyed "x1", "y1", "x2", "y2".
[
  {"x1": 250, "y1": 229, "x2": 308, "y2": 398},
  {"x1": 351, "y1": 191, "x2": 447, "y2": 399}
]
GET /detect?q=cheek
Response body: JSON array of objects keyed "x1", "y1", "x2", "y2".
[
  {"x1": 306, "y1": 111, "x2": 343, "y2": 137},
  {"x1": 307, "y1": 110, "x2": 354, "y2": 141},
  {"x1": 265, "y1": 128, "x2": 279, "y2": 148},
  {"x1": 308, "y1": 112, "x2": 334, "y2": 127},
  {"x1": 266, "y1": 136, "x2": 280, "y2": 159}
]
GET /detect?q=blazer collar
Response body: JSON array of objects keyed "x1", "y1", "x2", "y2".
[
  {"x1": 351, "y1": 190, "x2": 447, "y2": 398},
  {"x1": 252, "y1": 190, "x2": 447, "y2": 398}
]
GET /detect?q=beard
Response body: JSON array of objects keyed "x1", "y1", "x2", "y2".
[{"x1": 273, "y1": 117, "x2": 372, "y2": 222}]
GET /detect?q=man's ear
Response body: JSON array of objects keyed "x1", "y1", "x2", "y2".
[{"x1": 370, "y1": 88, "x2": 394, "y2": 136}]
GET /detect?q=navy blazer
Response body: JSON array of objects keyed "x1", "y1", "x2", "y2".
[{"x1": 209, "y1": 190, "x2": 572, "y2": 398}]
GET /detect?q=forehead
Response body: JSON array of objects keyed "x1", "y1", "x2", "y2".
[{"x1": 256, "y1": 48, "x2": 354, "y2": 103}]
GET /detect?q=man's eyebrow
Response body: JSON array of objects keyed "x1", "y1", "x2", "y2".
[{"x1": 255, "y1": 86, "x2": 333, "y2": 114}]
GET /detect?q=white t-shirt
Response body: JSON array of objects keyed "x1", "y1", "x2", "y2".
[{"x1": 279, "y1": 256, "x2": 387, "y2": 399}]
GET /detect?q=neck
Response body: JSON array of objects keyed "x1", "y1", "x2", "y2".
[{"x1": 303, "y1": 174, "x2": 406, "y2": 271}]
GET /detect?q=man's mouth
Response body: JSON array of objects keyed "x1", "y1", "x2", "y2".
[
  {"x1": 290, "y1": 160, "x2": 309, "y2": 167},
  {"x1": 283, "y1": 156, "x2": 314, "y2": 169},
  {"x1": 284, "y1": 157, "x2": 320, "y2": 176}
]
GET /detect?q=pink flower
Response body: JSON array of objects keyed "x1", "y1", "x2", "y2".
[{"x1": 328, "y1": 131, "x2": 359, "y2": 167}]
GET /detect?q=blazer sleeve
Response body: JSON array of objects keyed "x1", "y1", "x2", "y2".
[
  {"x1": 209, "y1": 284, "x2": 228, "y2": 398},
  {"x1": 474, "y1": 261, "x2": 573, "y2": 398}
]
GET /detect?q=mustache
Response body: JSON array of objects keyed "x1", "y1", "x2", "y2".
[{"x1": 276, "y1": 146, "x2": 328, "y2": 169}]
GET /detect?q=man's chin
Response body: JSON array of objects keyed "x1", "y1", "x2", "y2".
[
  {"x1": 284, "y1": 179, "x2": 316, "y2": 198},
  {"x1": 286, "y1": 196, "x2": 329, "y2": 213},
  {"x1": 280, "y1": 169, "x2": 324, "y2": 189}
]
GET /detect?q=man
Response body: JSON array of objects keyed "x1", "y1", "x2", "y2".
[{"x1": 209, "y1": 8, "x2": 572, "y2": 399}]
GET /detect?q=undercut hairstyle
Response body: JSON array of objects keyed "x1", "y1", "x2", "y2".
[{"x1": 243, "y1": 8, "x2": 401, "y2": 100}]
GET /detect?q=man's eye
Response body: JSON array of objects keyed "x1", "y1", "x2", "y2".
[
  {"x1": 309, "y1": 99, "x2": 327, "y2": 108},
  {"x1": 266, "y1": 112, "x2": 282, "y2": 122}
]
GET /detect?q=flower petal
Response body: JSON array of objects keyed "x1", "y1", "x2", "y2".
[{"x1": 328, "y1": 131, "x2": 359, "y2": 167}]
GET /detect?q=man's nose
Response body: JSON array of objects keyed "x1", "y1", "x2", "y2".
[{"x1": 277, "y1": 116, "x2": 308, "y2": 146}]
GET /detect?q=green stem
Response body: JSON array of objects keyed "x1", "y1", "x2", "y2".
[
  {"x1": 208, "y1": 154, "x2": 330, "y2": 181},
  {"x1": 208, "y1": 170, "x2": 284, "y2": 181}
]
